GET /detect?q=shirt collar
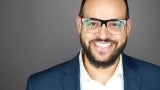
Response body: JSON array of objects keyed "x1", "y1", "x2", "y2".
[{"x1": 79, "y1": 49, "x2": 124, "y2": 81}]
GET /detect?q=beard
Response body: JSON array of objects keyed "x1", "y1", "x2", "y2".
[{"x1": 80, "y1": 35, "x2": 127, "y2": 69}]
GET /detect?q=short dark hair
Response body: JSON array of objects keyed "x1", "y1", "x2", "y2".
[{"x1": 79, "y1": 0, "x2": 129, "y2": 18}]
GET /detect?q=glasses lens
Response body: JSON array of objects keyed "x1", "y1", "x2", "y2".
[
  {"x1": 107, "y1": 20, "x2": 126, "y2": 34},
  {"x1": 82, "y1": 18, "x2": 101, "y2": 33}
]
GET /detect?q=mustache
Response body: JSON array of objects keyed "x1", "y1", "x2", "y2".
[{"x1": 89, "y1": 38, "x2": 117, "y2": 44}]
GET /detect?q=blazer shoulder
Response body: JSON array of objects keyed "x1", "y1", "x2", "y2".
[
  {"x1": 29, "y1": 60, "x2": 72, "y2": 79},
  {"x1": 28, "y1": 54, "x2": 79, "y2": 82},
  {"x1": 26, "y1": 54, "x2": 80, "y2": 90},
  {"x1": 123, "y1": 54, "x2": 160, "y2": 90},
  {"x1": 123, "y1": 53, "x2": 160, "y2": 75}
]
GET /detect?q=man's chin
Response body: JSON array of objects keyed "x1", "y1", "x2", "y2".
[
  {"x1": 91, "y1": 48, "x2": 114, "y2": 58},
  {"x1": 86, "y1": 53, "x2": 118, "y2": 68}
]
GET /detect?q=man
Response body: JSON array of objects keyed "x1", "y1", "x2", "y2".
[{"x1": 26, "y1": 0, "x2": 160, "y2": 90}]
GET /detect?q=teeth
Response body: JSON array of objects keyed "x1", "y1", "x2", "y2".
[{"x1": 95, "y1": 42, "x2": 111, "y2": 48}]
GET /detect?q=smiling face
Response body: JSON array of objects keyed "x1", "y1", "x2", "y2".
[{"x1": 76, "y1": 0, "x2": 132, "y2": 68}]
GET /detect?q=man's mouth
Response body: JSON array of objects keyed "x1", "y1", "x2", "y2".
[
  {"x1": 94, "y1": 41, "x2": 112, "y2": 48},
  {"x1": 90, "y1": 39, "x2": 117, "y2": 52}
]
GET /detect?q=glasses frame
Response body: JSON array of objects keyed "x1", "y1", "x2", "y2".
[{"x1": 81, "y1": 17, "x2": 128, "y2": 34}]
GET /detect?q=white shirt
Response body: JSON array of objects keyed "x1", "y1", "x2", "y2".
[{"x1": 79, "y1": 50, "x2": 124, "y2": 90}]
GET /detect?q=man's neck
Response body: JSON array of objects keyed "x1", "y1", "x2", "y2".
[{"x1": 83, "y1": 55, "x2": 120, "y2": 85}]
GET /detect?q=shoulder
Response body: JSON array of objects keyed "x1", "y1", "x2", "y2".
[
  {"x1": 26, "y1": 54, "x2": 79, "y2": 90},
  {"x1": 27, "y1": 54, "x2": 79, "y2": 84},
  {"x1": 28, "y1": 60, "x2": 69, "y2": 83},
  {"x1": 26, "y1": 60, "x2": 71, "y2": 90},
  {"x1": 122, "y1": 53, "x2": 160, "y2": 89},
  {"x1": 123, "y1": 53, "x2": 160, "y2": 76}
]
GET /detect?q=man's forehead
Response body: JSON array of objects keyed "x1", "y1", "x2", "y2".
[
  {"x1": 84, "y1": 0, "x2": 126, "y2": 9},
  {"x1": 84, "y1": 0, "x2": 126, "y2": 10},
  {"x1": 85, "y1": 0, "x2": 124, "y2": 1},
  {"x1": 83, "y1": 0, "x2": 127, "y2": 19},
  {"x1": 84, "y1": 0, "x2": 125, "y2": 5}
]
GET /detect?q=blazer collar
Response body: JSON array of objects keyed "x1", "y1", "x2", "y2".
[
  {"x1": 61, "y1": 54, "x2": 80, "y2": 90},
  {"x1": 122, "y1": 53, "x2": 142, "y2": 90},
  {"x1": 61, "y1": 53, "x2": 142, "y2": 90}
]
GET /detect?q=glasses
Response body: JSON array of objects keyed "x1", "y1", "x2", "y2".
[{"x1": 81, "y1": 18, "x2": 127, "y2": 34}]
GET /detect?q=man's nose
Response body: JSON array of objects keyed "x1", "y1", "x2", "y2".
[{"x1": 97, "y1": 24, "x2": 111, "y2": 40}]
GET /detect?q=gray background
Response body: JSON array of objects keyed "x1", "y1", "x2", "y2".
[{"x1": 1, "y1": 0, "x2": 160, "y2": 90}]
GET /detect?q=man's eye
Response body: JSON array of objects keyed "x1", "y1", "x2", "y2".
[
  {"x1": 85, "y1": 21, "x2": 98, "y2": 27},
  {"x1": 90, "y1": 22, "x2": 98, "y2": 26},
  {"x1": 114, "y1": 23, "x2": 121, "y2": 27},
  {"x1": 110, "y1": 21, "x2": 122, "y2": 28}
]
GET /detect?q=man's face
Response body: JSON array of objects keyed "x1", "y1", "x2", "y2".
[{"x1": 76, "y1": 0, "x2": 132, "y2": 68}]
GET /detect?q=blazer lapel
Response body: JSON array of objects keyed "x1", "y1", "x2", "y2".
[
  {"x1": 122, "y1": 54, "x2": 142, "y2": 90},
  {"x1": 61, "y1": 53, "x2": 142, "y2": 90},
  {"x1": 61, "y1": 55, "x2": 80, "y2": 90}
]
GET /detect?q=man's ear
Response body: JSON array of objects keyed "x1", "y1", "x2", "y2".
[
  {"x1": 126, "y1": 18, "x2": 132, "y2": 37},
  {"x1": 76, "y1": 16, "x2": 82, "y2": 34}
]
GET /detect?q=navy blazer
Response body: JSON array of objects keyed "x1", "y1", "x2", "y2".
[{"x1": 26, "y1": 53, "x2": 160, "y2": 90}]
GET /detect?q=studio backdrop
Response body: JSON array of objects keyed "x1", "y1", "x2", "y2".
[{"x1": 1, "y1": 0, "x2": 160, "y2": 90}]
